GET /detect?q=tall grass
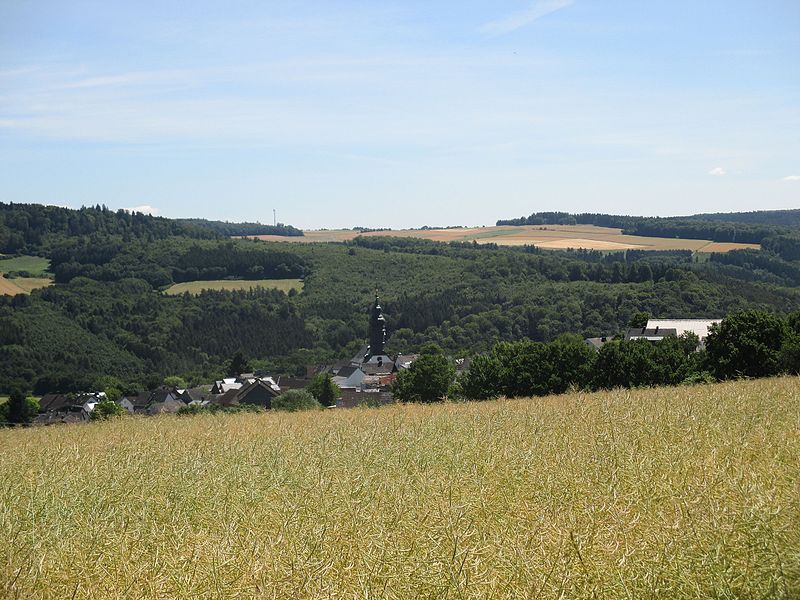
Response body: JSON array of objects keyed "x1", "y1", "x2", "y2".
[{"x1": 1, "y1": 377, "x2": 798, "y2": 598}]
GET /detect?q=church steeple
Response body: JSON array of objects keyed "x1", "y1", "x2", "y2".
[{"x1": 367, "y1": 293, "x2": 386, "y2": 357}]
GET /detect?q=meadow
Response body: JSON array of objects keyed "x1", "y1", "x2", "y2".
[
  {"x1": 1, "y1": 377, "x2": 798, "y2": 598},
  {"x1": 164, "y1": 278, "x2": 304, "y2": 295},
  {"x1": 247, "y1": 224, "x2": 761, "y2": 253},
  {"x1": 0, "y1": 255, "x2": 52, "y2": 295}
]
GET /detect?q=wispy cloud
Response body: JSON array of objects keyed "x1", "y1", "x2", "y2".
[
  {"x1": 783, "y1": 175, "x2": 800, "y2": 181},
  {"x1": 708, "y1": 167, "x2": 727, "y2": 176},
  {"x1": 124, "y1": 205, "x2": 159, "y2": 215},
  {"x1": 481, "y1": 0, "x2": 574, "y2": 35}
]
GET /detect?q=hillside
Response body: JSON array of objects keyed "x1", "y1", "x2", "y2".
[
  {"x1": 682, "y1": 208, "x2": 800, "y2": 227},
  {"x1": 248, "y1": 225, "x2": 761, "y2": 252},
  {"x1": 3, "y1": 202, "x2": 800, "y2": 395},
  {"x1": 495, "y1": 210, "x2": 800, "y2": 245},
  {"x1": 2, "y1": 377, "x2": 798, "y2": 598}
]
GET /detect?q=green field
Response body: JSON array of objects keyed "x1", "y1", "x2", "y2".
[
  {"x1": 164, "y1": 278, "x2": 304, "y2": 295},
  {"x1": 0, "y1": 254, "x2": 51, "y2": 277},
  {"x1": 1, "y1": 377, "x2": 798, "y2": 598}
]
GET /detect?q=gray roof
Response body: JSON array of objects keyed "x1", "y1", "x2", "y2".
[{"x1": 624, "y1": 327, "x2": 678, "y2": 341}]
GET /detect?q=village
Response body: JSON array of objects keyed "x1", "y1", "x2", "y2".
[
  {"x1": 31, "y1": 296, "x2": 419, "y2": 423},
  {"x1": 29, "y1": 293, "x2": 721, "y2": 425}
]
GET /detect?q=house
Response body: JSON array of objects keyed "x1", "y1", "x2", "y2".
[
  {"x1": 146, "y1": 388, "x2": 184, "y2": 415},
  {"x1": 180, "y1": 386, "x2": 213, "y2": 404},
  {"x1": 215, "y1": 378, "x2": 281, "y2": 408},
  {"x1": 624, "y1": 327, "x2": 678, "y2": 342},
  {"x1": 332, "y1": 365, "x2": 366, "y2": 389},
  {"x1": 584, "y1": 337, "x2": 610, "y2": 350},
  {"x1": 210, "y1": 378, "x2": 243, "y2": 395},
  {"x1": 120, "y1": 392, "x2": 150, "y2": 414},
  {"x1": 274, "y1": 376, "x2": 311, "y2": 392},
  {"x1": 394, "y1": 354, "x2": 418, "y2": 371},
  {"x1": 646, "y1": 319, "x2": 720, "y2": 346},
  {"x1": 38, "y1": 394, "x2": 73, "y2": 413}
]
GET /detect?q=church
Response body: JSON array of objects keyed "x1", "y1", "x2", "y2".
[
  {"x1": 331, "y1": 295, "x2": 417, "y2": 402},
  {"x1": 354, "y1": 294, "x2": 395, "y2": 375}
]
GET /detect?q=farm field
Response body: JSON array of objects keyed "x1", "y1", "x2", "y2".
[
  {"x1": 0, "y1": 276, "x2": 52, "y2": 295},
  {"x1": 164, "y1": 278, "x2": 304, "y2": 295},
  {"x1": 0, "y1": 255, "x2": 53, "y2": 295},
  {"x1": 245, "y1": 224, "x2": 761, "y2": 252},
  {"x1": 0, "y1": 254, "x2": 51, "y2": 276},
  {"x1": 2, "y1": 377, "x2": 798, "y2": 598}
]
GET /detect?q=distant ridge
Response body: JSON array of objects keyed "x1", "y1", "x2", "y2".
[
  {"x1": 495, "y1": 209, "x2": 800, "y2": 244},
  {"x1": 176, "y1": 218, "x2": 304, "y2": 237},
  {"x1": 679, "y1": 209, "x2": 800, "y2": 227}
]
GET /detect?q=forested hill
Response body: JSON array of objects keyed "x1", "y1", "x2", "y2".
[
  {"x1": 177, "y1": 218, "x2": 304, "y2": 237},
  {"x1": 680, "y1": 209, "x2": 800, "y2": 227},
  {"x1": 3, "y1": 202, "x2": 800, "y2": 396},
  {"x1": 0, "y1": 203, "x2": 303, "y2": 254},
  {"x1": 496, "y1": 210, "x2": 798, "y2": 246}
]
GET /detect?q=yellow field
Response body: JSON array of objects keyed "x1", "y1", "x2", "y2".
[
  {"x1": 164, "y1": 279, "x2": 304, "y2": 295},
  {"x1": 246, "y1": 225, "x2": 760, "y2": 252},
  {"x1": 0, "y1": 276, "x2": 51, "y2": 295},
  {"x1": 2, "y1": 377, "x2": 798, "y2": 598}
]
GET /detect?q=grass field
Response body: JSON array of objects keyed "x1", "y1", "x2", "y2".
[
  {"x1": 1, "y1": 377, "x2": 798, "y2": 598},
  {"x1": 0, "y1": 254, "x2": 51, "y2": 277},
  {"x1": 245, "y1": 225, "x2": 760, "y2": 253},
  {"x1": 164, "y1": 278, "x2": 304, "y2": 295},
  {"x1": 0, "y1": 255, "x2": 53, "y2": 295}
]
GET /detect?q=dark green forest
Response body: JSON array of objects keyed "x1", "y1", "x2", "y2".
[{"x1": 2, "y1": 202, "x2": 800, "y2": 395}]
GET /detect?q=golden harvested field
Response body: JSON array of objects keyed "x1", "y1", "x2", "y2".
[
  {"x1": 0, "y1": 276, "x2": 51, "y2": 295},
  {"x1": 164, "y1": 278, "x2": 304, "y2": 295},
  {"x1": 2, "y1": 377, "x2": 799, "y2": 598},
  {"x1": 246, "y1": 225, "x2": 760, "y2": 252}
]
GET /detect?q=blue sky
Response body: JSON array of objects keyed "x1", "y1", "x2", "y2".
[{"x1": 1, "y1": 0, "x2": 798, "y2": 228}]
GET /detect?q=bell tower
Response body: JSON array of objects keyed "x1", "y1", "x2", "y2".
[{"x1": 367, "y1": 294, "x2": 386, "y2": 358}]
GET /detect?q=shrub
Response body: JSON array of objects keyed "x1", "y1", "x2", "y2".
[{"x1": 272, "y1": 390, "x2": 321, "y2": 412}]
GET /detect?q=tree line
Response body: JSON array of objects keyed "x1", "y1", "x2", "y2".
[
  {"x1": 394, "y1": 309, "x2": 800, "y2": 403},
  {"x1": 495, "y1": 211, "x2": 796, "y2": 245}
]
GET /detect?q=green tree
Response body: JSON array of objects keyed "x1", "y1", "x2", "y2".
[
  {"x1": 104, "y1": 386, "x2": 122, "y2": 403},
  {"x1": 91, "y1": 398, "x2": 125, "y2": 420},
  {"x1": 163, "y1": 376, "x2": 187, "y2": 389},
  {"x1": 272, "y1": 389, "x2": 321, "y2": 412},
  {"x1": 705, "y1": 310, "x2": 788, "y2": 379},
  {"x1": 226, "y1": 351, "x2": 250, "y2": 378},
  {"x1": 392, "y1": 346, "x2": 455, "y2": 403},
  {"x1": 7, "y1": 388, "x2": 37, "y2": 425},
  {"x1": 306, "y1": 373, "x2": 340, "y2": 407},
  {"x1": 629, "y1": 311, "x2": 650, "y2": 328}
]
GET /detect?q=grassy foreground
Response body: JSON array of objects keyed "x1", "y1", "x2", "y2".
[{"x1": 1, "y1": 378, "x2": 799, "y2": 598}]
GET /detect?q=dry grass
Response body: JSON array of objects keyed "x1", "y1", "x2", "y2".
[
  {"x1": 244, "y1": 225, "x2": 759, "y2": 253},
  {"x1": 163, "y1": 279, "x2": 304, "y2": 295},
  {"x1": 2, "y1": 377, "x2": 799, "y2": 598},
  {"x1": 0, "y1": 276, "x2": 51, "y2": 295},
  {"x1": 698, "y1": 241, "x2": 762, "y2": 253}
]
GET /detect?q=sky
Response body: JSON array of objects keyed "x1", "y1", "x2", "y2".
[{"x1": 1, "y1": 0, "x2": 799, "y2": 229}]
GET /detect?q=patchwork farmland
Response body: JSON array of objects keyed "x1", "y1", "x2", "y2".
[{"x1": 244, "y1": 224, "x2": 761, "y2": 252}]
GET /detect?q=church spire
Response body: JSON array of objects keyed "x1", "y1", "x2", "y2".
[{"x1": 367, "y1": 293, "x2": 386, "y2": 357}]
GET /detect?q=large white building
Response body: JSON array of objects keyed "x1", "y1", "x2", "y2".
[{"x1": 646, "y1": 319, "x2": 720, "y2": 342}]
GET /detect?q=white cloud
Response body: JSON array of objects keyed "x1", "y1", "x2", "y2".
[
  {"x1": 708, "y1": 167, "x2": 727, "y2": 176},
  {"x1": 481, "y1": 0, "x2": 574, "y2": 35},
  {"x1": 124, "y1": 205, "x2": 159, "y2": 215},
  {"x1": 783, "y1": 175, "x2": 800, "y2": 181}
]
